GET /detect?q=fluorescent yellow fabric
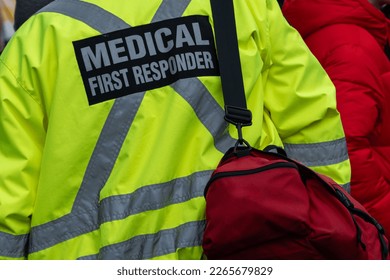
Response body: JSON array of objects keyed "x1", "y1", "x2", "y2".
[{"x1": 0, "y1": 0, "x2": 350, "y2": 259}]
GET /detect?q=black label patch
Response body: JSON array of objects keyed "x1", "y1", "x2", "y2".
[{"x1": 73, "y1": 15, "x2": 219, "y2": 105}]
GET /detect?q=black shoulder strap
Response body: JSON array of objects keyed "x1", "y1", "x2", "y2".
[{"x1": 210, "y1": 0, "x2": 252, "y2": 136}]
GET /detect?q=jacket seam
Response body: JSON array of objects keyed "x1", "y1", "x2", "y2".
[{"x1": 0, "y1": 57, "x2": 43, "y2": 108}]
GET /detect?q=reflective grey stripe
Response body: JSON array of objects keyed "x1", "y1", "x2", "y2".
[
  {"x1": 99, "y1": 170, "x2": 212, "y2": 223},
  {"x1": 283, "y1": 138, "x2": 349, "y2": 167},
  {"x1": 40, "y1": 0, "x2": 129, "y2": 33},
  {"x1": 171, "y1": 78, "x2": 235, "y2": 151},
  {"x1": 342, "y1": 182, "x2": 351, "y2": 194},
  {"x1": 78, "y1": 220, "x2": 205, "y2": 260},
  {"x1": 73, "y1": 95, "x2": 147, "y2": 212},
  {"x1": 153, "y1": 0, "x2": 192, "y2": 22},
  {"x1": 0, "y1": 231, "x2": 29, "y2": 258},
  {"x1": 30, "y1": 0, "x2": 218, "y2": 258},
  {"x1": 29, "y1": 93, "x2": 146, "y2": 253}
]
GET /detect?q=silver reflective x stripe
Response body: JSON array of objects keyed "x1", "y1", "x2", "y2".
[
  {"x1": 38, "y1": 0, "x2": 129, "y2": 33},
  {"x1": 28, "y1": 0, "x2": 233, "y2": 258},
  {"x1": 171, "y1": 78, "x2": 234, "y2": 151},
  {"x1": 0, "y1": 232, "x2": 28, "y2": 258},
  {"x1": 284, "y1": 138, "x2": 349, "y2": 167}
]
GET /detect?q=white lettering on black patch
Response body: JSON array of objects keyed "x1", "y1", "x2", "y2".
[{"x1": 73, "y1": 16, "x2": 219, "y2": 105}]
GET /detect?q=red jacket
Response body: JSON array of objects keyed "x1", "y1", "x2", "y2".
[{"x1": 283, "y1": 0, "x2": 390, "y2": 240}]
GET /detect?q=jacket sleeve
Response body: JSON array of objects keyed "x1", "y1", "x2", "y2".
[
  {"x1": 0, "y1": 53, "x2": 46, "y2": 259},
  {"x1": 262, "y1": 0, "x2": 351, "y2": 187}
]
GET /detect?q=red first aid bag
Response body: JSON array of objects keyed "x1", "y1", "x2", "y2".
[
  {"x1": 202, "y1": 146, "x2": 389, "y2": 260},
  {"x1": 206, "y1": 0, "x2": 389, "y2": 260}
]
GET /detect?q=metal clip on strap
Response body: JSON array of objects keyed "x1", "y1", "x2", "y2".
[{"x1": 225, "y1": 105, "x2": 252, "y2": 152}]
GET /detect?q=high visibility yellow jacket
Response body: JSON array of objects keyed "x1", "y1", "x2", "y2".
[{"x1": 0, "y1": 0, "x2": 351, "y2": 260}]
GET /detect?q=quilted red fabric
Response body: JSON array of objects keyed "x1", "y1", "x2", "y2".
[{"x1": 283, "y1": 0, "x2": 390, "y2": 242}]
